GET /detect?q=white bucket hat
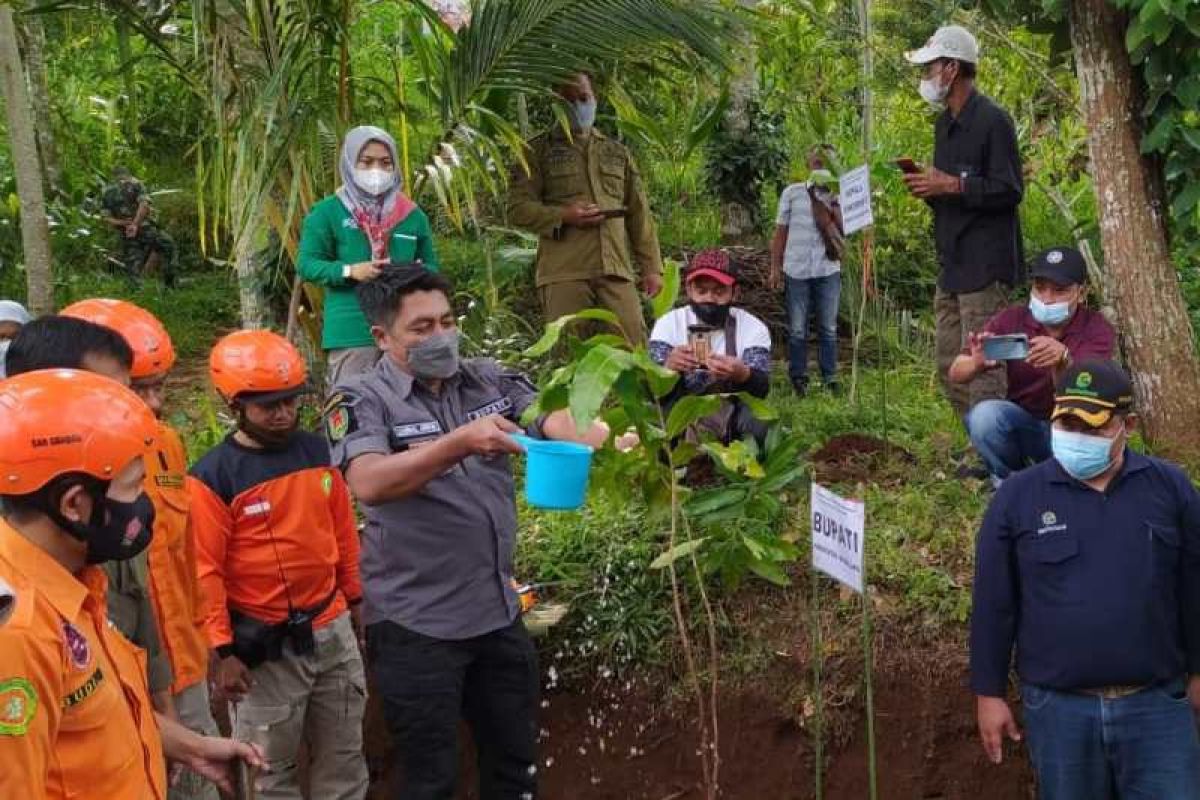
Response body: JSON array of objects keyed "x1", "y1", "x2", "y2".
[{"x1": 905, "y1": 25, "x2": 980, "y2": 65}]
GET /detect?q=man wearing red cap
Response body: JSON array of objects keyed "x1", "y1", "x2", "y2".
[{"x1": 649, "y1": 249, "x2": 772, "y2": 444}]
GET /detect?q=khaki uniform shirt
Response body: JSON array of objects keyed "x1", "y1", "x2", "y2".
[{"x1": 507, "y1": 129, "x2": 663, "y2": 287}]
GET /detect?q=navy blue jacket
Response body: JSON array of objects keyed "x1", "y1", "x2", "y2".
[{"x1": 970, "y1": 450, "x2": 1200, "y2": 696}]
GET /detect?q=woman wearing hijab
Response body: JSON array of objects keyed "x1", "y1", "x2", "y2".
[{"x1": 299, "y1": 125, "x2": 440, "y2": 386}]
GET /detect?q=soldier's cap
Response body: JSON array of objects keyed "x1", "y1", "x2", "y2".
[
  {"x1": 1030, "y1": 246, "x2": 1088, "y2": 287},
  {"x1": 1051, "y1": 359, "x2": 1134, "y2": 429},
  {"x1": 685, "y1": 249, "x2": 738, "y2": 287},
  {"x1": 905, "y1": 25, "x2": 980, "y2": 65}
]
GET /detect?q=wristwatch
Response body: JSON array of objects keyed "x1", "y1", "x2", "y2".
[{"x1": 342, "y1": 264, "x2": 353, "y2": 281}]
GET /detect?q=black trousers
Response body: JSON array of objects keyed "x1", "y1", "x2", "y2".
[{"x1": 367, "y1": 618, "x2": 539, "y2": 800}]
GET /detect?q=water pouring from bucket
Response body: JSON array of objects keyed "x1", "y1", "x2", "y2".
[{"x1": 510, "y1": 433, "x2": 594, "y2": 511}]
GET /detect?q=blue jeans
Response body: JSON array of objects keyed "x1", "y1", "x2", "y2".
[
  {"x1": 1021, "y1": 680, "x2": 1200, "y2": 800},
  {"x1": 965, "y1": 399, "x2": 1051, "y2": 480},
  {"x1": 785, "y1": 273, "x2": 840, "y2": 384}
]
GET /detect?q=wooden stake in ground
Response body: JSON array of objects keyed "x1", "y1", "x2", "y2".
[
  {"x1": 1068, "y1": 0, "x2": 1200, "y2": 461},
  {"x1": 0, "y1": 3, "x2": 54, "y2": 314}
]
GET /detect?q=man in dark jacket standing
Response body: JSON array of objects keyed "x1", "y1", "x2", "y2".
[
  {"x1": 971, "y1": 361, "x2": 1200, "y2": 798},
  {"x1": 903, "y1": 25, "x2": 1024, "y2": 419}
]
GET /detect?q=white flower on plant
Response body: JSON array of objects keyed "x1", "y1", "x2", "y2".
[
  {"x1": 438, "y1": 142, "x2": 461, "y2": 168},
  {"x1": 159, "y1": 22, "x2": 180, "y2": 35}
]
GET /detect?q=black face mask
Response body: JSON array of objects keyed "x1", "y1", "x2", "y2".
[
  {"x1": 47, "y1": 482, "x2": 155, "y2": 565},
  {"x1": 237, "y1": 408, "x2": 298, "y2": 451},
  {"x1": 691, "y1": 302, "x2": 732, "y2": 328}
]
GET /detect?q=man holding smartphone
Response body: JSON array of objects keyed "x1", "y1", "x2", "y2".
[
  {"x1": 948, "y1": 247, "x2": 1114, "y2": 484},
  {"x1": 902, "y1": 26, "x2": 1024, "y2": 420},
  {"x1": 508, "y1": 72, "x2": 663, "y2": 344}
]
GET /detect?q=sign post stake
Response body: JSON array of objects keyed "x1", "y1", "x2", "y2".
[
  {"x1": 862, "y1": 585, "x2": 878, "y2": 800},
  {"x1": 812, "y1": 566, "x2": 824, "y2": 800},
  {"x1": 811, "y1": 482, "x2": 873, "y2": 797}
]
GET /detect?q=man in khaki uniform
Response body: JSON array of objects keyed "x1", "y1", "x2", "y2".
[{"x1": 508, "y1": 73, "x2": 663, "y2": 343}]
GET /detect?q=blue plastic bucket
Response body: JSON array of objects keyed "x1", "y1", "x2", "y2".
[{"x1": 511, "y1": 434, "x2": 594, "y2": 511}]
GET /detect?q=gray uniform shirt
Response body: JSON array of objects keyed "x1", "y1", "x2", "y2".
[{"x1": 328, "y1": 356, "x2": 539, "y2": 640}]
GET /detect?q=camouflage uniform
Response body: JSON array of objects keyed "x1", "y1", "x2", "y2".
[{"x1": 100, "y1": 177, "x2": 177, "y2": 285}]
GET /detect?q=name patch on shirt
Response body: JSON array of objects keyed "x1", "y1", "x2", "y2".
[
  {"x1": 243, "y1": 500, "x2": 272, "y2": 518},
  {"x1": 466, "y1": 397, "x2": 514, "y2": 422},
  {"x1": 341, "y1": 217, "x2": 359, "y2": 230},
  {"x1": 392, "y1": 421, "x2": 443, "y2": 439},
  {"x1": 62, "y1": 667, "x2": 104, "y2": 709},
  {"x1": 155, "y1": 473, "x2": 185, "y2": 489}
]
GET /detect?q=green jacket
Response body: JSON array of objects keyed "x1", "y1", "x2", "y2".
[
  {"x1": 507, "y1": 129, "x2": 662, "y2": 287},
  {"x1": 298, "y1": 195, "x2": 440, "y2": 350}
]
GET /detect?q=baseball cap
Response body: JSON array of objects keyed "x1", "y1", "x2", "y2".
[
  {"x1": 1051, "y1": 360, "x2": 1134, "y2": 429},
  {"x1": 905, "y1": 25, "x2": 980, "y2": 65},
  {"x1": 0, "y1": 300, "x2": 31, "y2": 327},
  {"x1": 685, "y1": 249, "x2": 738, "y2": 287},
  {"x1": 1030, "y1": 247, "x2": 1088, "y2": 286}
]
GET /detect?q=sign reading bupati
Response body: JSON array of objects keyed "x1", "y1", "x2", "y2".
[{"x1": 811, "y1": 483, "x2": 865, "y2": 593}]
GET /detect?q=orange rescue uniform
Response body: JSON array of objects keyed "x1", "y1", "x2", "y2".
[
  {"x1": 0, "y1": 519, "x2": 167, "y2": 800},
  {"x1": 143, "y1": 422, "x2": 210, "y2": 693},
  {"x1": 187, "y1": 433, "x2": 362, "y2": 649}
]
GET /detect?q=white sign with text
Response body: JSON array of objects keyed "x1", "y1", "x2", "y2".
[
  {"x1": 811, "y1": 483, "x2": 865, "y2": 593},
  {"x1": 839, "y1": 164, "x2": 874, "y2": 235}
]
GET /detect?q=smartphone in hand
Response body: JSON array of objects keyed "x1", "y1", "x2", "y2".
[
  {"x1": 894, "y1": 157, "x2": 921, "y2": 174},
  {"x1": 688, "y1": 324, "x2": 714, "y2": 367},
  {"x1": 599, "y1": 208, "x2": 628, "y2": 219},
  {"x1": 982, "y1": 334, "x2": 1030, "y2": 361}
]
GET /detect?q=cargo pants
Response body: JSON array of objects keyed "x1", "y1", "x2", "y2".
[
  {"x1": 934, "y1": 282, "x2": 1009, "y2": 418},
  {"x1": 540, "y1": 274, "x2": 647, "y2": 345},
  {"x1": 231, "y1": 611, "x2": 368, "y2": 800},
  {"x1": 171, "y1": 680, "x2": 221, "y2": 800}
]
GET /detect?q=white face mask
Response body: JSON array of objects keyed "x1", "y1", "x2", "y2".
[
  {"x1": 919, "y1": 64, "x2": 952, "y2": 107},
  {"x1": 353, "y1": 167, "x2": 395, "y2": 196},
  {"x1": 919, "y1": 77, "x2": 950, "y2": 107}
]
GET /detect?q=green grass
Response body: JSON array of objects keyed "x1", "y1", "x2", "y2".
[{"x1": 56, "y1": 269, "x2": 239, "y2": 362}]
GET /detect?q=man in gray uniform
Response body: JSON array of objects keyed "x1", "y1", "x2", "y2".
[{"x1": 325, "y1": 264, "x2": 609, "y2": 799}]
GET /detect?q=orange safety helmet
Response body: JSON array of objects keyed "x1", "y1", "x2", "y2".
[
  {"x1": 0, "y1": 369, "x2": 158, "y2": 495},
  {"x1": 61, "y1": 298, "x2": 176, "y2": 380},
  {"x1": 209, "y1": 330, "x2": 308, "y2": 403}
]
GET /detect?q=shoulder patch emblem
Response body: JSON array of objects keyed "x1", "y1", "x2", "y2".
[
  {"x1": 323, "y1": 392, "x2": 359, "y2": 443},
  {"x1": 62, "y1": 622, "x2": 91, "y2": 671},
  {"x1": 327, "y1": 405, "x2": 354, "y2": 442},
  {"x1": 321, "y1": 471, "x2": 334, "y2": 496},
  {"x1": 0, "y1": 678, "x2": 37, "y2": 735}
]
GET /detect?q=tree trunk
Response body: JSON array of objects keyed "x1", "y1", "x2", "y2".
[
  {"x1": 718, "y1": 0, "x2": 758, "y2": 243},
  {"x1": 1068, "y1": 0, "x2": 1200, "y2": 460},
  {"x1": 17, "y1": 15, "x2": 62, "y2": 196},
  {"x1": 234, "y1": 223, "x2": 272, "y2": 329},
  {"x1": 0, "y1": 4, "x2": 53, "y2": 314}
]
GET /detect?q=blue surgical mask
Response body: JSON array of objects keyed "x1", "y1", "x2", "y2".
[
  {"x1": 567, "y1": 98, "x2": 597, "y2": 131},
  {"x1": 1051, "y1": 425, "x2": 1121, "y2": 481},
  {"x1": 1030, "y1": 293, "x2": 1071, "y2": 326}
]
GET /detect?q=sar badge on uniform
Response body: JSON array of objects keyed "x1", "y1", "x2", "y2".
[{"x1": 0, "y1": 678, "x2": 37, "y2": 736}]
